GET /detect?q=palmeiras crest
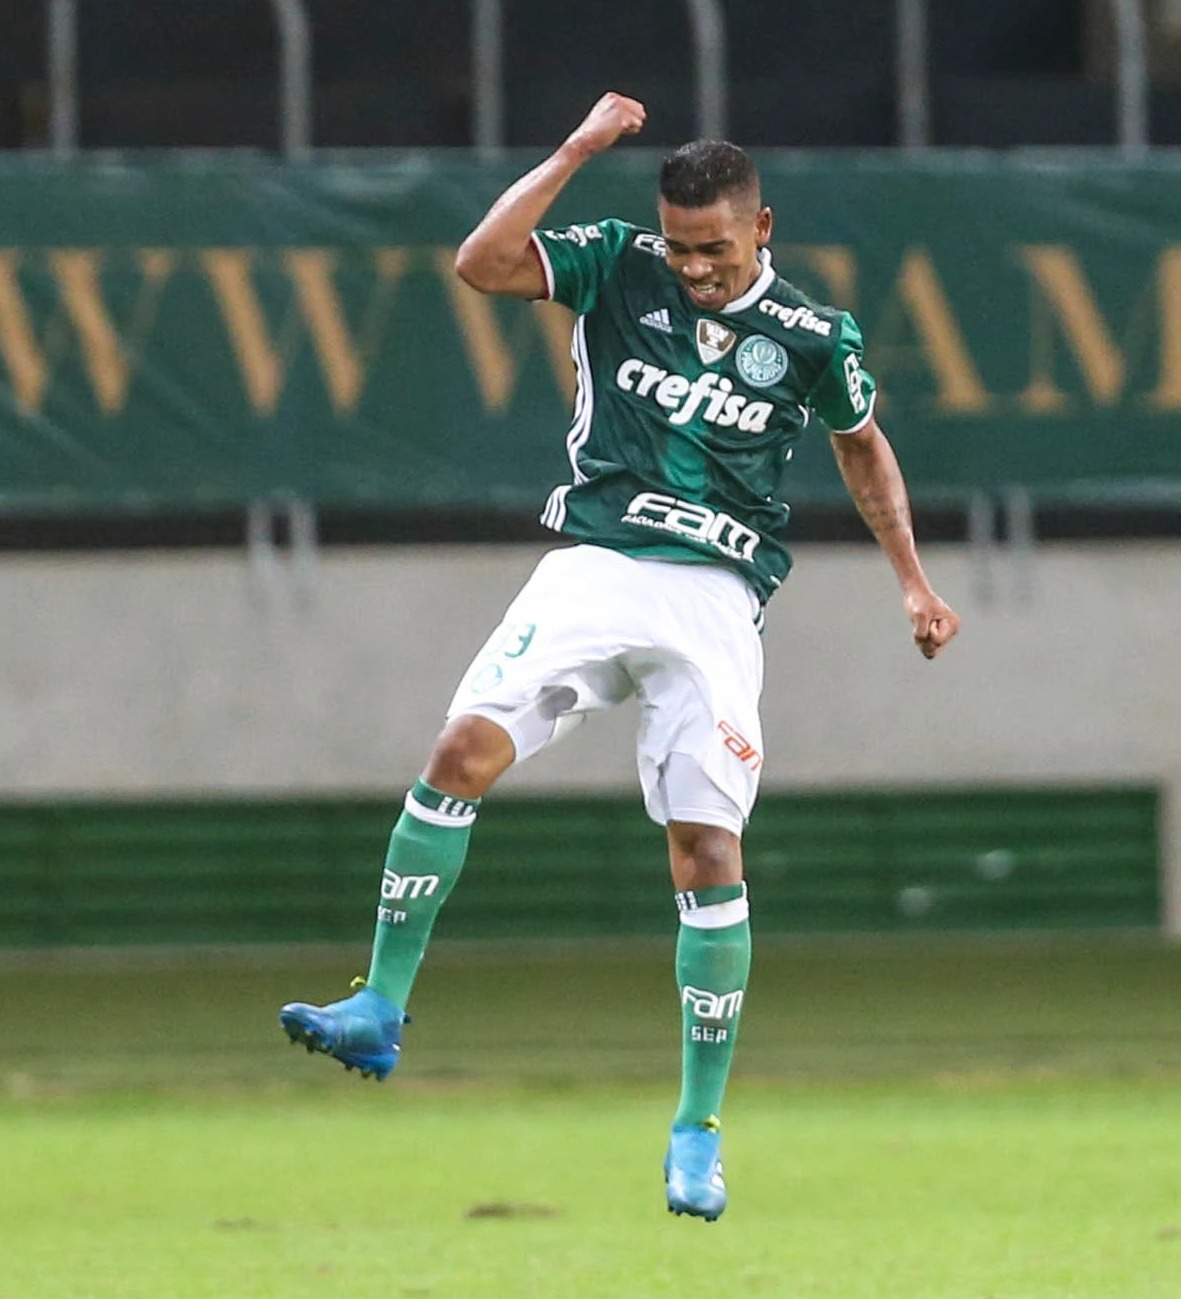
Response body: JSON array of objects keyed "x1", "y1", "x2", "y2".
[{"x1": 735, "y1": 335, "x2": 789, "y2": 387}]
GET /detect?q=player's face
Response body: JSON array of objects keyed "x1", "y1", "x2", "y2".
[{"x1": 657, "y1": 196, "x2": 772, "y2": 310}]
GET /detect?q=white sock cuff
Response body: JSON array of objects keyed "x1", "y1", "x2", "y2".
[
  {"x1": 404, "y1": 790, "x2": 478, "y2": 828},
  {"x1": 678, "y1": 894, "x2": 751, "y2": 930}
]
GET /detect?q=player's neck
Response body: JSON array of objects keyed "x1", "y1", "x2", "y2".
[{"x1": 729, "y1": 255, "x2": 763, "y2": 305}]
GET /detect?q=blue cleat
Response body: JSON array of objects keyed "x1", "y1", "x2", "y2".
[
  {"x1": 664, "y1": 1118, "x2": 727, "y2": 1221},
  {"x1": 279, "y1": 981, "x2": 407, "y2": 1081}
]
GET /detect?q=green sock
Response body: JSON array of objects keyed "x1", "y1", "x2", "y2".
[
  {"x1": 364, "y1": 779, "x2": 479, "y2": 1007},
  {"x1": 673, "y1": 883, "x2": 752, "y2": 1128}
]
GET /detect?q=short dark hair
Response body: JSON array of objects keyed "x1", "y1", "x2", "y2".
[{"x1": 658, "y1": 140, "x2": 760, "y2": 210}]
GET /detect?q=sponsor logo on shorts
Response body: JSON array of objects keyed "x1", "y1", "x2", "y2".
[
  {"x1": 469, "y1": 663, "x2": 504, "y2": 694},
  {"x1": 717, "y1": 720, "x2": 763, "y2": 770}
]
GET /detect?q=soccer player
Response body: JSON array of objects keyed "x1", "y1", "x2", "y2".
[{"x1": 280, "y1": 91, "x2": 959, "y2": 1221}]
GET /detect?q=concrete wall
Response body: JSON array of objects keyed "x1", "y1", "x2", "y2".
[
  {"x1": 4, "y1": 538, "x2": 1179, "y2": 934},
  {"x1": 1, "y1": 540, "x2": 1178, "y2": 796}
]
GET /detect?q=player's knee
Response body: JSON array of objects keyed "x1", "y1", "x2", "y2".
[
  {"x1": 424, "y1": 715, "x2": 514, "y2": 799},
  {"x1": 667, "y1": 821, "x2": 743, "y2": 889}
]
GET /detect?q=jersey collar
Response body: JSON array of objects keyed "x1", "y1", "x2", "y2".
[{"x1": 721, "y1": 248, "x2": 774, "y2": 315}]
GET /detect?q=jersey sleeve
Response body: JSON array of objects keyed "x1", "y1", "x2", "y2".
[
  {"x1": 807, "y1": 311, "x2": 878, "y2": 433},
  {"x1": 531, "y1": 218, "x2": 634, "y2": 315}
]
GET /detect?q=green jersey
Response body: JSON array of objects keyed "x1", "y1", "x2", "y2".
[{"x1": 532, "y1": 218, "x2": 877, "y2": 604}]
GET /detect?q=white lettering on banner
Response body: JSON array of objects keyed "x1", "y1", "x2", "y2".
[
  {"x1": 759, "y1": 299, "x2": 833, "y2": 337},
  {"x1": 681, "y1": 986, "x2": 745, "y2": 1020},
  {"x1": 622, "y1": 491, "x2": 760, "y2": 562},
  {"x1": 615, "y1": 358, "x2": 773, "y2": 432},
  {"x1": 381, "y1": 870, "x2": 440, "y2": 901}
]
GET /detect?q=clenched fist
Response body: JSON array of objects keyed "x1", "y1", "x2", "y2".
[
  {"x1": 565, "y1": 92, "x2": 647, "y2": 159},
  {"x1": 904, "y1": 589, "x2": 960, "y2": 660}
]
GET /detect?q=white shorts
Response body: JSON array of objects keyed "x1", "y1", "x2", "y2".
[{"x1": 446, "y1": 545, "x2": 765, "y2": 834}]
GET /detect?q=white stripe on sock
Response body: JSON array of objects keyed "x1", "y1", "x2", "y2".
[
  {"x1": 404, "y1": 791, "x2": 478, "y2": 828},
  {"x1": 678, "y1": 896, "x2": 750, "y2": 930}
]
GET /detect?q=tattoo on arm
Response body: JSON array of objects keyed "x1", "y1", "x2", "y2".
[
  {"x1": 842, "y1": 452, "x2": 913, "y2": 540},
  {"x1": 855, "y1": 492, "x2": 911, "y2": 537}
]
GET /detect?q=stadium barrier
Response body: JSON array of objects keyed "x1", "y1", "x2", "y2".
[{"x1": 0, "y1": 787, "x2": 1159, "y2": 949}]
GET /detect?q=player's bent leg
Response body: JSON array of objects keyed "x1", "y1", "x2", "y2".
[
  {"x1": 422, "y1": 714, "x2": 517, "y2": 798},
  {"x1": 279, "y1": 716, "x2": 515, "y2": 1080},
  {"x1": 664, "y1": 816, "x2": 751, "y2": 1221}
]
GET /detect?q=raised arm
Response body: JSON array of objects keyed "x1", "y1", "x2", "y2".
[
  {"x1": 454, "y1": 92, "x2": 646, "y2": 299},
  {"x1": 830, "y1": 416, "x2": 960, "y2": 660}
]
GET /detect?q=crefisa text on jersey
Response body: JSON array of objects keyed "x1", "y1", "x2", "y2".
[
  {"x1": 758, "y1": 299, "x2": 833, "y2": 337},
  {"x1": 615, "y1": 359, "x2": 774, "y2": 432}
]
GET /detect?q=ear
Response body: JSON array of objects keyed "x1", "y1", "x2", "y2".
[{"x1": 755, "y1": 206, "x2": 774, "y2": 247}]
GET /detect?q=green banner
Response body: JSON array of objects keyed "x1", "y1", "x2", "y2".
[
  {"x1": 0, "y1": 787, "x2": 1159, "y2": 948},
  {"x1": 1, "y1": 153, "x2": 1179, "y2": 513}
]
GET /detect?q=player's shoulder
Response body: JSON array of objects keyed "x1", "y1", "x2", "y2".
[
  {"x1": 620, "y1": 223, "x2": 669, "y2": 260},
  {"x1": 751, "y1": 274, "x2": 849, "y2": 345},
  {"x1": 537, "y1": 217, "x2": 657, "y2": 255}
]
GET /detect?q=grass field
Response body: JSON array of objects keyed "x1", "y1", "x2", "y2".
[{"x1": 3, "y1": 934, "x2": 1181, "y2": 1298}]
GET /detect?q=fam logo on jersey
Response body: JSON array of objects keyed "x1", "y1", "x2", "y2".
[
  {"x1": 621, "y1": 491, "x2": 760, "y2": 563},
  {"x1": 695, "y1": 319, "x2": 737, "y2": 365},
  {"x1": 736, "y1": 335, "x2": 789, "y2": 388}
]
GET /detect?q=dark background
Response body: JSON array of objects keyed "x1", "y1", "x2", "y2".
[{"x1": 2, "y1": 0, "x2": 1180, "y2": 150}]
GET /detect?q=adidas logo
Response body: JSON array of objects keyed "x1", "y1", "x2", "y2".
[{"x1": 639, "y1": 308, "x2": 672, "y2": 333}]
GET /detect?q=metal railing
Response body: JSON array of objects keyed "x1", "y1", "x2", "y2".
[
  {"x1": 47, "y1": 0, "x2": 77, "y2": 156},
  {"x1": 896, "y1": 0, "x2": 930, "y2": 148},
  {"x1": 686, "y1": 0, "x2": 727, "y2": 140},
  {"x1": 471, "y1": 0, "x2": 505, "y2": 156},
  {"x1": 1113, "y1": 0, "x2": 1149, "y2": 157},
  {"x1": 270, "y1": 0, "x2": 311, "y2": 161},
  {"x1": 42, "y1": 0, "x2": 1155, "y2": 155},
  {"x1": 46, "y1": 0, "x2": 313, "y2": 159}
]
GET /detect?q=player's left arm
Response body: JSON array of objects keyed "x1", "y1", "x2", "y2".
[{"x1": 829, "y1": 416, "x2": 959, "y2": 660}]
